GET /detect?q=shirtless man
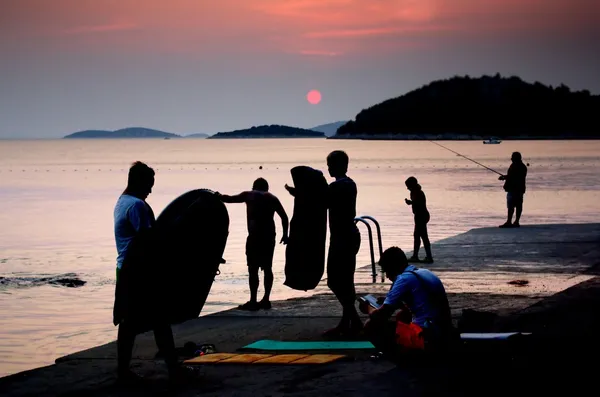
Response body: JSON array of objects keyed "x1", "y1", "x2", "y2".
[
  {"x1": 323, "y1": 150, "x2": 363, "y2": 337},
  {"x1": 216, "y1": 178, "x2": 289, "y2": 311},
  {"x1": 285, "y1": 152, "x2": 362, "y2": 336}
]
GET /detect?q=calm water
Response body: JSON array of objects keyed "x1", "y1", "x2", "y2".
[{"x1": 1, "y1": 138, "x2": 599, "y2": 376}]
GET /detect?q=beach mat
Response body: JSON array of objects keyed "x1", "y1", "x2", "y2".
[
  {"x1": 184, "y1": 353, "x2": 346, "y2": 365},
  {"x1": 460, "y1": 332, "x2": 532, "y2": 340},
  {"x1": 242, "y1": 335, "x2": 532, "y2": 352},
  {"x1": 242, "y1": 340, "x2": 376, "y2": 351}
]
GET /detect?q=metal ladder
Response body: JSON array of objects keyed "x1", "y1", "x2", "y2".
[{"x1": 354, "y1": 215, "x2": 385, "y2": 283}]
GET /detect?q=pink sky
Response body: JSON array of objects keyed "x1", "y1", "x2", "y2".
[
  {"x1": 1, "y1": 0, "x2": 598, "y2": 137},
  {"x1": 4, "y1": 0, "x2": 596, "y2": 55}
]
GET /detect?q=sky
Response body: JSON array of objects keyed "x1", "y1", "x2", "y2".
[{"x1": 1, "y1": 0, "x2": 599, "y2": 138}]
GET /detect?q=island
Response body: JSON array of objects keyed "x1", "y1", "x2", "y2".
[
  {"x1": 334, "y1": 74, "x2": 600, "y2": 140},
  {"x1": 185, "y1": 133, "x2": 210, "y2": 138},
  {"x1": 64, "y1": 127, "x2": 181, "y2": 139},
  {"x1": 208, "y1": 125, "x2": 325, "y2": 139},
  {"x1": 311, "y1": 121, "x2": 348, "y2": 137}
]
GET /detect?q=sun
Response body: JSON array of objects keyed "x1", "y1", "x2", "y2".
[{"x1": 306, "y1": 90, "x2": 322, "y2": 105}]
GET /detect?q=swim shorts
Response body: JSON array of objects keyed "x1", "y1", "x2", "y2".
[
  {"x1": 506, "y1": 192, "x2": 524, "y2": 208},
  {"x1": 246, "y1": 234, "x2": 276, "y2": 270}
]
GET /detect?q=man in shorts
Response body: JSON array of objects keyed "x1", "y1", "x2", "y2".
[
  {"x1": 323, "y1": 150, "x2": 363, "y2": 338},
  {"x1": 217, "y1": 178, "x2": 289, "y2": 310},
  {"x1": 113, "y1": 161, "x2": 187, "y2": 383},
  {"x1": 498, "y1": 152, "x2": 528, "y2": 228}
]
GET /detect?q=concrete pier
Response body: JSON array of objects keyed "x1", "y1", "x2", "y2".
[{"x1": 1, "y1": 223, "x2": 599, "y2": 396}]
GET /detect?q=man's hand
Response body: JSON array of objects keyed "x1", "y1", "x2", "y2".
[
  {"x1": 405, "y1": 198, "x2": 412, "y2": 205},
  {"x1": 284, "y1": 184, "x2": 295, "y2": 196},
  {"x1": 376, "y1": 296, "x2": 385, "y2": 305},
  {"x1": 397, "y1": 307, "x2": 412, "y2": 324},
  {"x1": 498, "y1": 175, "x2": 506, "y2": 181},
  {"x1": 358, "y1": 299, "x2": 369, "y2": 314},
  {"x1": 280, "y1": 235, "x2": 289, "y2": 245}
]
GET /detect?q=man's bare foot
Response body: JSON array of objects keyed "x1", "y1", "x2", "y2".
[
  {"x1": 237, "y1": 301, "x2": 260, "y2": 311},
  {"x1": 259, "y1": 299, "x2": 272, "y2": 310}
]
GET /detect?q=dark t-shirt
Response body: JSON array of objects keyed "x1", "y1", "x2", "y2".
[
  {"x1": 410, "y1": 189, "x2": 429, "y2": 218},
  {"x1": 328, "y1": 177, "x2": 357, "y2": 239},
  {"x1": 504, "y1": 162, "x2": 528, "y2": 194}
]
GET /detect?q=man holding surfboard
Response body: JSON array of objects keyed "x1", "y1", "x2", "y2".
[
  {"x1": 113, "y1": 161, "x2": 181, "y2": 382},
  {"x1": 216, "y1": 178, "x2": 289, "y2": 311},
  {"x1": 323, "y1": 150, "x2": 363, "y2": 338}
]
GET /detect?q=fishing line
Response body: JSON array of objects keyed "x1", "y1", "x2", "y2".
[{"x1": 428, "y1": 140, "x2": 504, "y2": 176}]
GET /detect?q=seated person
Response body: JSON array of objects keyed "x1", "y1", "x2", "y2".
[{"x1": 360, "y1": 246, "x2": 457, "y2": 356}]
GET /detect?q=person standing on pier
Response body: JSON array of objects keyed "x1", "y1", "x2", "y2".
[
  {"x1": 216, "y1": 178, "x2": 289, "y2": 311},
  {"x1": 113, "y1": 161, "x2": 182, "y2": 383},
  {"x1": 405, "y1": 176, "x2": 433, "y2": 263},
  {"x1": 498, "y1": 152, "x2": 528, "y2": 228},
  {"x1": 322, "y1": 150, "x2": 363, "y2": 338}
]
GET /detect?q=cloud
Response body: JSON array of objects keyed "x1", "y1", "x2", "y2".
[
  {"x1": 304, "y1": 25, "x2": 455, "y2": 39},
  {"x1": 298, "y1": 50, "x2": 343, "y2": 56},
  {"x1": 62, "y1": 21, "x2": 139, "y2": 35}
]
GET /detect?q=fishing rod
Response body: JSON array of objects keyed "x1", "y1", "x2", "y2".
[{"x1": 429, "y1": 140, "x2": 504, "y2": 176}]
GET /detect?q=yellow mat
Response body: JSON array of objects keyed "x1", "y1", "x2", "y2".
[
  {"x1": 185, "y1": 353, "x2": 237, "y2": 363},
  {"x1": 184, "y1": 353, "x2": 346, "y2": 365},
  {"x1": 252, "y1": 354, "x2": 309, "y2": 364}
]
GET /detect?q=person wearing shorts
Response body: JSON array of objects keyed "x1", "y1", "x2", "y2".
[
  {"x1": 323, "y1": 150, "x2": 363, "y2": 338},
  {"x1": 499, "y1": 152, "x2": 528, "y2": 228},
  {"x1": 113, "y1": 161, "x2": 185, "y2": 383},
  {"x1": 217, "y1": 178, "x2": 288, "y2": 311}
]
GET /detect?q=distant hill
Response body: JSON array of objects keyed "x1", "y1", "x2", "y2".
[
  {"x1": 64, "y1": 127, "x2": 181, "y2": 139},
  {"x1": 185, "y1": 133, "x2": 210, "y2": 138},
  {"x1": 311, "y1": 121, "x2": 347, "y2": 137},
  {"x1": 208, "y1": 125, "x2": 325, "y2": 139},
  {"x1": 335, "y1": 74, "x2": 600, "y2": 139}
]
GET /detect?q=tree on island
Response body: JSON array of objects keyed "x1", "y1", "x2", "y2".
[
  {"x1": 336, "y1": 74, "x2": 600, "y2": 138},
  {"x1": 208, "y1": 124, "x2": 325, "y2": 139}
]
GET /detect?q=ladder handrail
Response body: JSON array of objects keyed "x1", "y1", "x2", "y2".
[
  {"x1": 354, "y1": 217, "x2": 377, "y2": 283},
  {"x1": 359, "y1": 215, "x2": 383, "y2": 258},
  {"x1": 359, "y1": 215, "x2": 385, "y2": 282}
]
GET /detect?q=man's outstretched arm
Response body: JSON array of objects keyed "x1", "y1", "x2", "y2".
[{"x1": 216, "y1": 191, "x2": 248, "y2": 203}]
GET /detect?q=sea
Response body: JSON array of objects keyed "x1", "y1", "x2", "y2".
[{"x1": 1, "y1": 138, "x2": 599, "y2": 377}]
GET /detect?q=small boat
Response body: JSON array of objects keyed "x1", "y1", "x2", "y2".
[{"x1": 483, "y1": 137, "x2": 501, "y2": 144}]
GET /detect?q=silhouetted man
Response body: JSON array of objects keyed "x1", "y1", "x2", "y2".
[
  {"x1": 323, "y1": 150, "x2": 363, "y2": 338},
  {"x1": 113, "y1": 161, "x2": 181, "y2": 382},
  {"x1": 217, "y1": 178, "x2": 289, "y2": 311},
  {"x1": 405, "y1": 176, "x2": 433, "y2": 263},
  {"x1": 498, "y1": 152, "x2": 528, "y2": 228},
  {"x1": 361, "y1": 246, "x2": 457, "y2": 356}
]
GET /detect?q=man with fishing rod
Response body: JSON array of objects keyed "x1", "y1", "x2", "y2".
[
  {"x1": 429, "y1": 142, "x2": 528, "y2": 228},
  {"x1": 498, "y1": 152, "x2": 528, "y2": 228}
]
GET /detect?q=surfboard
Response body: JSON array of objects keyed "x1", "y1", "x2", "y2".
[
  {"x1": 283, "y1": 166, "x2": 328, "y2": 291},
  {"x1": 114, "y1": 189, "x2": 229, "y2": 332}
]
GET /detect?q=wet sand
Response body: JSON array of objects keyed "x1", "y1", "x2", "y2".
[{"x1": 1, "y1": 223, "x2": 599, "y2": 396}]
